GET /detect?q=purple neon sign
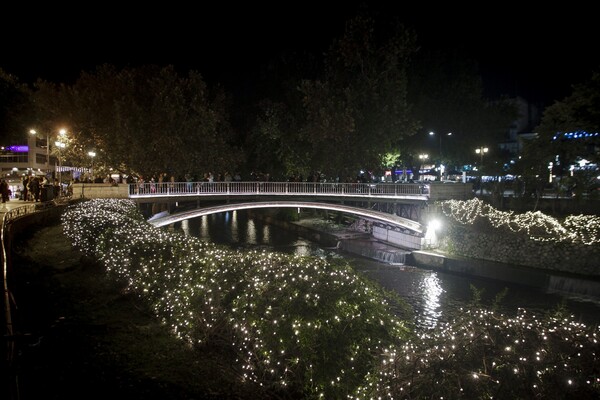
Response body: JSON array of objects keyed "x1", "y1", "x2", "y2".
[{"x1": 6, "y1": 145, "x2": 29, "y2": 152}]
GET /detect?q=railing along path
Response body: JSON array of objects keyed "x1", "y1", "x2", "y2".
[{"x1": 129, "y1": 181, "x2": 429, "y2": 198}]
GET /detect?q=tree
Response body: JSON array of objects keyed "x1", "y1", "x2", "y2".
[
  {"x1": 248, "y1": 16, "x2": 419, "y2": 181},
  {"x1": 247, "y1": 99, "x2": 309, "y2": 180},
  {"x1": 519, "y1": 70, "x2": 600, "y2": 200},
  {"x1": 300, "y1": 16, "x2": 419, "y2": 180},
  {"x1": 32, "y1": 65, "x2": 243, "y2": 180},
  {"x1": 244, "y1": 52, "x2": 321, "y2": 180},
  {"x1": 406, "y1": 48, "x2": 518, "y2": 172},
  {"x1": 0, "y1": 68, "x2": 33, "y2": 144}
]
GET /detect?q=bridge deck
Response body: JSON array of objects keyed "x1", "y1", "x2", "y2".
[
  {"x1": 129, "y1": 181, "x2": 429, "y2": 201},
  {"x1": 71, "y1": 181, "x2": 473, "y2": 203}
]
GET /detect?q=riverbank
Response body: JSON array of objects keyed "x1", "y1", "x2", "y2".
[
  {"x1": 8, "y1": 224, "x2": 261, "y2": 400},
  {"x1": 282, "y1": 214, "x2": 600, "y2": 303},
  {"x1": 6, "y1": 203, "x2": 600, "y2": 399}
]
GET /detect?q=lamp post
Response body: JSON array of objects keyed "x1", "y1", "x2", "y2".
[
  {"x1": 429, "y1": 131, "x2": 452, "y2": 158},
  {"x1": 56, "y1": 129, "x2": 68, "y2": 189},
  {"x1": 55, "y1": 141, "x2": 66, "y2": 191},
  {"x1": 418, "y1": 153, "x2": 428, "y2": 181},
  {"x1": 475, "y1": 146, "x2": 488, "y2": 195},
  {"x1": 88, "y1": 151, "x2": 96, "y2": 182},
  {"x1": 429, "y1": 131, "x2": 452, "y2": 180},
  {"x1": 81, "y1": 151, "x2": 96, "y2": 198},
  {"x1": 29, "y1": 129, "x2": 50, "y2": 174},
  {"x1": 475, "y1": 146, "x2": 488, "y2": 164}
]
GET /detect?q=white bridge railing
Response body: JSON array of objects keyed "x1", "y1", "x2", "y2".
[{"x1": 128, "y1": 181, "x2": 429, "y2": 198}]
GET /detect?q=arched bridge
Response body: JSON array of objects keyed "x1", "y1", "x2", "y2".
[
  {"x1": 147, "y1": 200, "x2": 425, "y2": 234},
  {"x1": 71, "y1": 180, "x2": 472, "y2": 250},
  {"x1": 73, "y1": 180, "x2": 473, "y2": 205}
]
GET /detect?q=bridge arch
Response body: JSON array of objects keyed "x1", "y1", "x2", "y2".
[{"x1": 148, "y1": 201, "x2": 425, "y2": 235}]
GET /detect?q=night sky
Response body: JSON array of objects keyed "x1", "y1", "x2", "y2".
[{"x1": 2, "y1": 2, "x2": 599, "y2": 106}]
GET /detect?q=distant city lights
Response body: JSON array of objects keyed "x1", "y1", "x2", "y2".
[{"x1": 552, "y1": 131, "x2": 600, "y2": 140}]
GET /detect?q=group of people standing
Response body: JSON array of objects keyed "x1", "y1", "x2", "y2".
[
  {"x1": 19, "y1": 175, "x2": 66, "y2": 202},
  {"x1": 21, "y1": 176, "x2": 43, "y2": 202}
]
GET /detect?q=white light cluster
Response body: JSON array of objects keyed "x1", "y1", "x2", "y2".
[
  {"x1": 354, "y1": 308, "x2": 600, "y2": 399},
  {"x1": 439, "y1": 198, "x2": 600, "y2": 245},
  {"x1": 61, "y1": 199, "x2": 410, "y2": 398},
  {"x1": 61, "y1": 199, "x2": 600, "y2": 399}
]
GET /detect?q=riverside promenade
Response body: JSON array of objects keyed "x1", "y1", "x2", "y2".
[{"x1": 0, "y1": 198, "x2": 36, "y2": 216}]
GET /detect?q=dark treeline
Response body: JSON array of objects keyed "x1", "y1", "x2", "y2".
[{"x1": 0, "y1": 12, "x2": 598, "y2": 194}]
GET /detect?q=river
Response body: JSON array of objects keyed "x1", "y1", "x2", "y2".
[{"x1": 167, "y1": 210, "x2": 600, "y2": 329}]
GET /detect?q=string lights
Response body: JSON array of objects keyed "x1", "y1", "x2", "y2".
[
  {"x1": 61, "y1": 199, "x2": 410, "y2": 398},
  {"x1": 354, "y1": 308, "x2": 600, "y2": 399},
  {"x1": 61, "y1": 199, "x2": 600, "y2": 398},
  {"x1": 439, "y1": 198, "x2": 600, "y2": 245}
]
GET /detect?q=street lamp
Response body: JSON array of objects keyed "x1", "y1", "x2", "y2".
[
  {"x1": 418, "y1": 153, "x2": 428, "y2": 181},
  {"x1": 475, "y1": 146, "x2": 488, "y2": 164},
  {"x1": 429, "y1": 131, "x2": 452, "y2": 157},
  {"x1": 429, "y1": 131, "x2": 452, "y2": 180},
  {"x1": 475, "y1": 146, "x2": 488, "y2": 195},
  {"x1": 82, "y1": 150, "x2": 96, "y2": 198},
  {"x1": 88, "y1": 151, "x2": 96, "y2": 182},
  {"x1": 55, "y1": 140, "x2": 67, "y2": 192},
  {"x1": 29, "y1": 129, "x2": 50, "y2": 173}
]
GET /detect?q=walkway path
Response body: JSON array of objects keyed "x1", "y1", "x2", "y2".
[{"x1": 0, "y1": 199, "x2": 36, "y2": 217}]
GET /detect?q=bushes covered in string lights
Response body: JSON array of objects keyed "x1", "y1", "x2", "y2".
[
  {"x1": 61, "y1": 199, "x2": 410, "y2": 398},
  {"x1": 61, "y1": 199, "x2": 600, "y2": 399},
  {"x1": 437, "y1": 198, "x2": 600, "y2": 274},
  {"x1": 356, "y1": 307, "x2": 600, "y2": 399},
  {"x1": 440, "y1": 198, "x2": 600, "y2": 245}
]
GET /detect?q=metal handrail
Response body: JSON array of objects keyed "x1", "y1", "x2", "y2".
[
  {"x1": 128, "y1": 181, "x2": 430, "y2": 198},
  {"x1": 2, "y1": 202, "x2": 55, "y2": 224},
  {"x1": 2, "y1": 200, "x2": 58, "y2": 399},
  {"x1": 2, "y1": 209, "x2": 16, "y2": 394}
]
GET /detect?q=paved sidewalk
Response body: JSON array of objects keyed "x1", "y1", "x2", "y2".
[
  {"x1": 1, "y1": 199, "x2": 37, "y2": 209},
  {"x1": 0, "y1": 199, "x2": 37, "y2": 219}
]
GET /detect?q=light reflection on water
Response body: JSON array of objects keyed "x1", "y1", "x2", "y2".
[
  {"x1": 168, "y1": 210, "x2": 600, "y2": 329},
  {"x1": 421, "y1": 274, "x2": 443, "y2": 327}
]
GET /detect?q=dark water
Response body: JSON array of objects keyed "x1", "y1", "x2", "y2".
[{"x1": 168, "y1": 210, "x2": 600, "y2": 329}]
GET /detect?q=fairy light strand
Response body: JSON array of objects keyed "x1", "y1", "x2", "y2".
[{"x1": 61, "y1": 199, "x2": 600, "y2": 398}]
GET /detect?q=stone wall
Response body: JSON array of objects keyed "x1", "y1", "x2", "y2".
[
  {"x1": 72, "y1": 183, "x2": 129, "y2": 199},
  {"x1": 439, "y1": 223, "x2": 600, "y2": 277},
  {"x1": 428, "y1": 182, "x2": 473, "y2": 201}
]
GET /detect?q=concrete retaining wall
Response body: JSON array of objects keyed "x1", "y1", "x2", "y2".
[
  {"x1": 410, "y1": 250, "x2": 600, "y2": 300},
  {"x1": 439, "y1": 223, "x2": 600, "y2": 278},
  {"x1": 7, "y1": 205, "x2": 65, "y2": 239},
  {"x1": 428, "y1": 183, "x2": 473, "y2": 201},
  {"x1": 72, "y1": 183, "x2": 129, "y2": 199},
  {"x1": 372, "y1": 226, "x2": 423, "y2": 250}
]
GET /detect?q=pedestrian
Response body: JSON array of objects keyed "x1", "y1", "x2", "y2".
[
  {"x1": 22, "y1": 176, "x2": 29, "y2": 201},
  {"x1": 29, "y1": 177, "x2": 40, "y2": 202},
  {"x1": 0, "y1": 179, "x2": 9, "y2": 202}
]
